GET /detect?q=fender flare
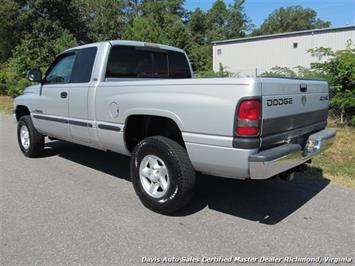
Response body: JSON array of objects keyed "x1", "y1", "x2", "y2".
[{"x1": 122, "y1": 108, "x2": 184, "y2": 131}]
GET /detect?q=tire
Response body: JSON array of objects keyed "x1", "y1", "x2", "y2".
[
  {"x1": 17, "y1": 115, "x2": 44, "y2": 157},
  {"x1": 131, "y1": 136, "x2": 196, "y2": 214}
]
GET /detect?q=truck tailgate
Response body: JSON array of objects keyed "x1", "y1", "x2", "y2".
[{"x1": 260, "y1": 77, "x2": 329, "y2": 148}]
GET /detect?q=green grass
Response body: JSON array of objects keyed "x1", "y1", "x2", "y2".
[
  {"x1": 1, "y1": 97, "x2": 354, "y2": 188},
  {"x1": 307, "y1": 124, "x2": 355, "y2": 188},
  {"x1": 0, "y1": 96, "x2": 13, "y2": 114}
]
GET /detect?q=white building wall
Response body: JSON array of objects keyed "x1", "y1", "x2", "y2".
[{"x1": 213, "y1": 28, "x2": 355, "y2": 77}]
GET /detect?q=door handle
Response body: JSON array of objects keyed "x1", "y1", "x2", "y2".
[
  {"x1": 300, "y1": 83, "x2": 307, "y2": 92},
  {"x1": 60, "y1": 91, "x2": 68, "y2": 98}
]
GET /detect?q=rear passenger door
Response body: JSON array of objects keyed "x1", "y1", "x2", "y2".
[{"x1": 68, "y1": 47, "x2": 98, "y2": 143}]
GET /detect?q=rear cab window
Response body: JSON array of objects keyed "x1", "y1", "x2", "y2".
[
  {"x1": 167, "y1": 51, "x2": 191, "y2": 78},
  {"x1": 105, "y1": 45, "x2": 191, "y2": 79}
]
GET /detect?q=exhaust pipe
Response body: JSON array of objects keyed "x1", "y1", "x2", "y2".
[
  {"x1": 279, "y1": 171, "x2": 296, "y2": 181},
  {"x1": 279, "y1": 163, "x2": 307, "y2": 181}
]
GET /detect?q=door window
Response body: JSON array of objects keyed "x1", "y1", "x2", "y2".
[{"x1": 45, "y1": 53, "x2": 76, "y2": 84}]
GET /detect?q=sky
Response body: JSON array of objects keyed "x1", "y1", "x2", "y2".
[{"x1": 184, "y1": 0, "x2": 355, "y2": 28}]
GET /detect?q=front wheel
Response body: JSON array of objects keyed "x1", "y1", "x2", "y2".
[
  {"x1": 130, "y1": 136, "x2": 196, "y2": 214},
  {"x1": 17, "y1": 115, "x2": 44, "y2": 157}
]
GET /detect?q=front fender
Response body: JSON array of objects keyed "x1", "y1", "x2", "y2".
[{"x1": 14, "y1": 96, "x2": 32, "y2": 112}]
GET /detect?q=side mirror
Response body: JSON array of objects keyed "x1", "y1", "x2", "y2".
[{"x1": 27, "y1": 69, "x2": 42, "y2": 83}]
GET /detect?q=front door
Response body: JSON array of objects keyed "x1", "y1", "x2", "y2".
[{"x1": 32, "y1": 52, "x2": 76, "y2": 140}]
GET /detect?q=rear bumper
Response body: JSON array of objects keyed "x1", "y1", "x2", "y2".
[{"x1": 249, "y1": 128, "x2": 336, "y2": 179}]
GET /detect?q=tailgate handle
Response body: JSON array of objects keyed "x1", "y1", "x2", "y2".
[{"x1": 300, "y1": 83, "x2": 307, "y2": 92}]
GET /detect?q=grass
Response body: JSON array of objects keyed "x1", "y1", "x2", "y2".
[
  {"x1": 0, "y1": 96, "x2": 354, "y2": 188},
  {"x1": 0, "y1": 96, "x2": 14, "y2": 114},
  {"x1": 307, "y1": 122, "x2": 355, "y2": 188}
]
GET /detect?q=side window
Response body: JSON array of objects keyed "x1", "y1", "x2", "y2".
[
  {"x1": 71, "y1": 47, "x2": 97, "y2": 83},
  {"x1": 45, "y1": 53, "x2": 76, "y2": 84},
  {"x1": 168, "y1": 51, "x2": 191, "y2": 78},
  {"x1": 105, "y1": 46, "x2": 168, "y2": 78}
]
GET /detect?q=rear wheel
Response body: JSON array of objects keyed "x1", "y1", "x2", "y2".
[
  {"x1": 17, "y1": 115, "x2": 44, "y2": 157},
  {"x1": 130, "y1": 136, "x2": 196, "y2": 214}
]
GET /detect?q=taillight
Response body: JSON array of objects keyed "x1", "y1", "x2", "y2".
[{"x1": 236, "y1": 99, "x2": 261, "y2": 136}]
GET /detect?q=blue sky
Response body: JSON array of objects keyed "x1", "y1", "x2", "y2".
[{"x1": 184, "y1": 0, "x2": 355, "y2": 28}]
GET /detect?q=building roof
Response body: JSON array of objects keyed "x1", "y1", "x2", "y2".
[{"x1": 212, "y1": 25, "x2": 355, "y2": 45}]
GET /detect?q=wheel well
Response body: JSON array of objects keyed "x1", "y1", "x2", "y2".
[
  {"x1": 15, "y1": 105, "x2": 30, "y2": 121},
  {"x1": 124, "y1": 115, "x2": 185, "y2": 152}
]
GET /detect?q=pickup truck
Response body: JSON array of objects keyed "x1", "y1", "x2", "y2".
[{"x1": 14, "y1": 40, "x2": 335, "y2": 214}]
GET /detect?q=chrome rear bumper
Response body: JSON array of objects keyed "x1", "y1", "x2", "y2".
[{"x1": 249, "y1": 128, "x2": 336, "y2": 179}]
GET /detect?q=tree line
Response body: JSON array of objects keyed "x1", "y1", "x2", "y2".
[
  {"x1": 0, "y1": 0, "x2": 334, "y2": 95},
  {"x1": 2, "y1": 0, "x2": 352, "y2": 124}
]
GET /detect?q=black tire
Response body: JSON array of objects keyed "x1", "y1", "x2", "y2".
[
  {"x1": 131, "y1": 136, "x2": 196, "y2": 214},
  {"x1": 17, "y1": 115, "x2": 44, "y2": 157}
]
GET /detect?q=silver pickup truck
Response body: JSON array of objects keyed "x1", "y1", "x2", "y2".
[{"x1": 14, "y1": 40, "x2": 335, "y2": 214}]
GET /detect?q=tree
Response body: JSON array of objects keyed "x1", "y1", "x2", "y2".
[
  {"x1": 252, "y1": 5, "x2": 330, "y2": 36},
  {"x1": 123, "y1": 16, "x2": 166, "y2": 43},
  {"x1": 260, "y1": 66, "x2": 297, "y2": 77},
  {"x1": 139, "y1": 0, "x2": 186, "y2": 25},
  {"x1": 188, "y1": 8, "x2": 207, "y2": 45},
  {"x1": 0, "y1": 0, "x2": 27, "y2": 63},
  {"x1": 124, "y1": 0, "x2": 193, "y2": 50},
  {"x1": 23, "y1": 0, "x2": 89, "y2": 43},
  {"x1": 225, "y1": 0, "x2": 251, "y2": 39},
  {"x1": 0, "y1": 0, "x2": 83, "y2": 96},
  {"x1": 0, "y1": 31, "x2": 78, "y2": 97},
  {"x1": 164, "y1": 17, "x2": 192, "y2": 49},
  {"x1": 309, "y1": 42, "x2": 354, "y2": 92},
  {"x1": 78, "y1": 0, "x2": 125, "y2": 42},
  {"x1": 205, "y1": 0, "x2": 251, "y2": 41},
  {"x1": 186, "y1": 8, "x2": 210, "y2": 71},
  {"x1": 206, "y1": 0, "x2": 228, "y2": 42},
  {"x1": 188, "y1": 44, "x2": 211, "y2": 72},
  {"x1": 123, "y1": 0, "x2": 143, "y2": 20},
  {"x1": 187, "y1": 0, "x2": 250, "y2": 72},
  {"x1": 8, "y1": 0, "x2": 86, "y2": 70},
  {"x1": 309, "y1": 41, "x2": 355, "y2": 124}
]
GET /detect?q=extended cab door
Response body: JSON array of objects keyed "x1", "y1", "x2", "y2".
[
  {"x1": 67, "y1": 47, "x2": 98, "y2": 143},
  {"x1": 32, "y1": 52, "x2": 76, "y2": 139}
]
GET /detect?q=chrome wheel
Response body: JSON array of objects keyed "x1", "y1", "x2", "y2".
[
  {"x1": 20, "y1": 125, "x2": 30, "y2": 150},
  {"x1": 139, "y1": 155, "x2": 170, "y2": 198}
]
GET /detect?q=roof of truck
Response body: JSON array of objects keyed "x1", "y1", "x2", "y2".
[
  {"x1": 64, "y1": 40, "x2": 185, "y2": 54},
  {"x1": 109, "y1": 40, "x2": 185, "y2": 53}
]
